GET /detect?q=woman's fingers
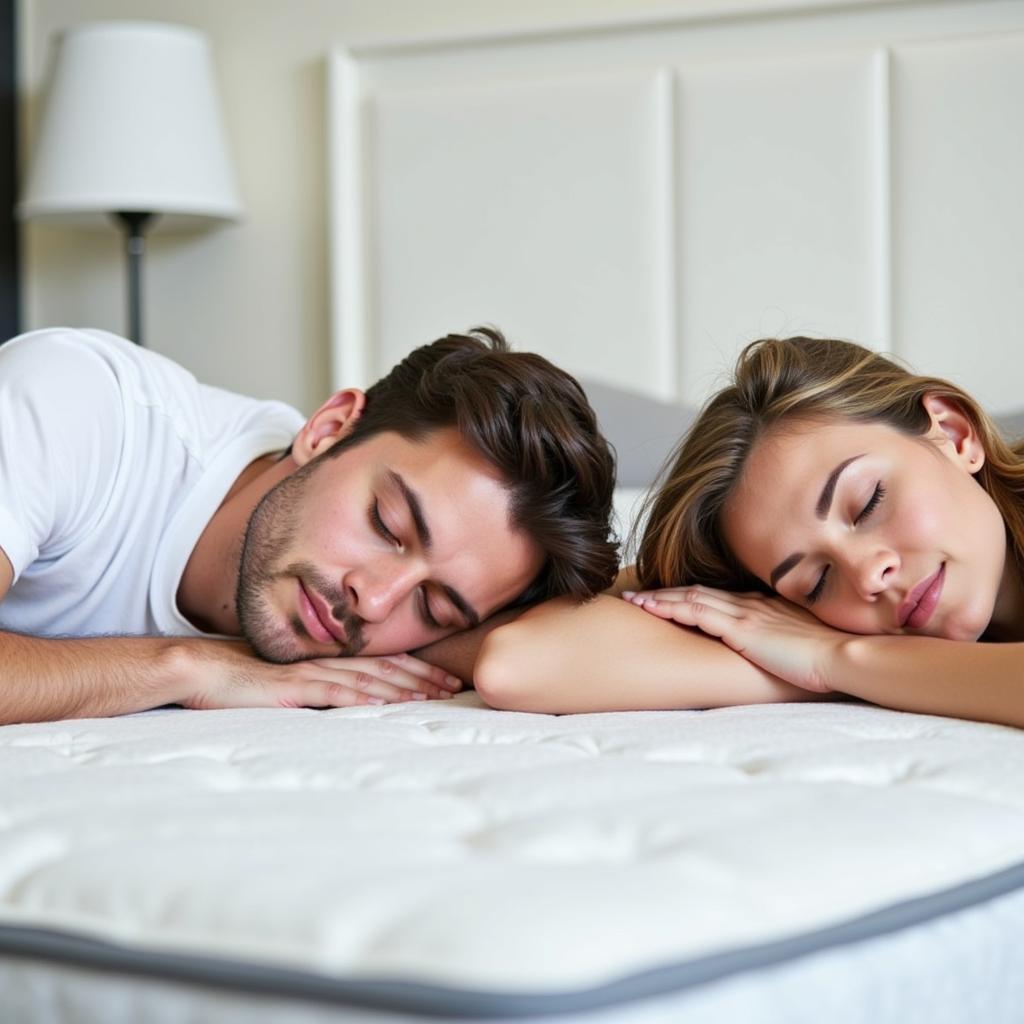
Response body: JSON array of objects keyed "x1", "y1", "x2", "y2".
[
  {"x1": 623, "y1": 587, "x2": 745, "y2": 620},
  {"x1": 637, "y1": 598, "x2": 740, "y2": 642},
  {"x1": 624, "y1": 585, "x2": 765, "y2": 604},
  {"x1": 624, "y1": 586, "x2": 841, "y2": 694}
]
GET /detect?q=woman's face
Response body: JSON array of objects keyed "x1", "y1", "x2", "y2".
[{"x1": 720, "y1": 397, "x2": 1014, "y2": 640}]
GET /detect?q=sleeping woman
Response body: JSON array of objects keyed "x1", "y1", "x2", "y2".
[{"x1": 467, "y1": 336, "x2": 1024, "y2": 729}]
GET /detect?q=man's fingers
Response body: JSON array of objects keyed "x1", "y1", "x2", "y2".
[
  {"x1": 306, "y1": 659, "x2": 455, "y2": 699},
  {"x1": 310, "y1": 655, "x2": 461, "y2": 696},
  {"x1": 381, "y1": 652, "x2": 463, "y2": 691},
  {"x1": 273, "y1": 681, "x2": 385, "y2": 709},
  {"x1": 274, "y1": 678, "x2": 428, "y2": 709},
  {"x1": 185, "y1": 643, "x2": 462, "y2": 712}
]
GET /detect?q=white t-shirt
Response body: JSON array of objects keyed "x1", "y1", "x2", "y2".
[{"x1": 0, "y1": 328, "x2": 304, "y2": 638}]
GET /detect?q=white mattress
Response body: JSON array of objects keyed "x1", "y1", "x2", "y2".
[{"x1": 2, "y1": 696, "x2": 1024, "y2": 1020}]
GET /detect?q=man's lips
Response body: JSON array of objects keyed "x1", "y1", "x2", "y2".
[
  {"x1": 899, "y1": 564, "x2": 946, "y2": 630},
  {"x1": 297, "y1": 580, "x2": 346, "y2": 646}
]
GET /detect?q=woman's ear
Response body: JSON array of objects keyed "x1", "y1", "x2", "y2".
[
  {"x1": 922, "y1": 393, "x2": 985, "y2": 474},
  {"x1": 291, "y1": 389, "x2": 366, "y2": 467}
]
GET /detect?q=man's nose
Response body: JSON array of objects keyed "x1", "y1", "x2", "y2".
[{"x1": 346, "y1": 558, "x2": 426, "y2": 623}]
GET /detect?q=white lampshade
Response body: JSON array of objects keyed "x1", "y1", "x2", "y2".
[{"x1": 19, "y1": 21, "x2": 242, "y2": 230}]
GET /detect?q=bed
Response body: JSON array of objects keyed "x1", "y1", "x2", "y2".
[
  {"x1": 5, "y1": 0, "x2": 1024, "y2": 1020},
  {"x1": 2, "y1": 698, "x2": 1024, "y2": 1022}
]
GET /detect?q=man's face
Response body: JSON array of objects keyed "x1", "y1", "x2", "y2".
[{"x1": 236, "y1": 427, "x2": 544, "y2": 662}]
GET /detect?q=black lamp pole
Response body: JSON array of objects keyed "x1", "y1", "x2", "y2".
[{"x1": 113, "y1": 211, "x2": 155, "y2": 346}]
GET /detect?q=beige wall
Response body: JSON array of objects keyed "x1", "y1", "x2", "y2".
[{"x1": 17, "y1": 0, "x2": 701, "y2": 413}]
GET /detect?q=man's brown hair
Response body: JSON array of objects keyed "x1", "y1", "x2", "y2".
[{"x1": 332, "y1": 327, "x2": 619, "y2": 604}]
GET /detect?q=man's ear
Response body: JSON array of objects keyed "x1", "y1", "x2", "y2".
[
  {"x1": 291, "y1": 389, "x2": 366, "y2": 466},
  {"x1": 922, "y1": 393, "x2": 985, "y2": 474}
]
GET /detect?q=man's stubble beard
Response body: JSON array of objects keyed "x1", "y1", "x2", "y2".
[{"x1": 235, "y1": 460, "x2": 366, "y2": 663}]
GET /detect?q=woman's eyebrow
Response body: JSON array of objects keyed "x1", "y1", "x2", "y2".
[
  {"x1": 815, "y1": 454, "x2": 864, "y2": 519},
  {"x1": 770, "y1": 552, "x2": 805, "y2": 590},
  {"x1": 769, "y1": 454, "x2": 866, "y2": 589}
]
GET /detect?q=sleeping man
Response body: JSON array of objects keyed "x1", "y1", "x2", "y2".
[{"x1": 0, "y1": 327, "x2": 618, "y2": 725}]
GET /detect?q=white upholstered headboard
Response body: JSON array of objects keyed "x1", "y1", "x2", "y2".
[{"x1": 328, "y1": 0, "x2": 1024, "y2": 490}]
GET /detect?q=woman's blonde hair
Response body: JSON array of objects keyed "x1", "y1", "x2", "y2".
[{"x1": 636, "y1": 336, "x2": 1024, "y2": 592}]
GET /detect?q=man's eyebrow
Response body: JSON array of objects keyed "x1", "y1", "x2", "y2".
[
  {"x1": 387, "y1": 470, "x2": 481, "y2": 628},
  {"x1": 441, "y1": 585, "x2": 480, "y2": 630},
  {"x1": 769, "y1": 454, "x2": 865, "y2": 589}
]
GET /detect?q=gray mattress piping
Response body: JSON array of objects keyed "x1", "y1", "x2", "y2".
[{"x1": 2, "y1": 858, "x2": 1024, "y2": 1017}]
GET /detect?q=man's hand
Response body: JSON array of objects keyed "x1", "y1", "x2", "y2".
[
  {"x1": 173, "y1": 640, "x2": 463, "y2": 711},
  {"x1": 0, "y1": 629, "x2": 463, "y2": 726}
]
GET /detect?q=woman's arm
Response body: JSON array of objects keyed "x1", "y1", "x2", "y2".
[
  {"x1": 627, "y1": 586, "x2": 1024, "y2": 729},
  {"x1": 835, "y1": 635, "x2": 1024, "y2": 728},
  {"x1": 473, "y1": 592, "x2": 828, "y2": 714},
  {"x1": 411, "y1": 564, "x2": 649, "y2": 681},
  {"x1": 412, "y1": 607, "x2": 525, "y2": 682}
]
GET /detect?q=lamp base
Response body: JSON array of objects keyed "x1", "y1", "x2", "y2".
[{"x1": 112, "y1": 211, "x2": 157, "y2": 346}]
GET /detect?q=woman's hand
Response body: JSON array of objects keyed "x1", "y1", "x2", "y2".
[{"x1": 622, "y1": 586, "x2": 853, "y2": 694}]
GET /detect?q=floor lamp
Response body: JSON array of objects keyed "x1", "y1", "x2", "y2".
[{"x1": 18, "y1": 22, "x2": 242, "y2": 346}]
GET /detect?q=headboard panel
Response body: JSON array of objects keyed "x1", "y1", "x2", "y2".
[{"x1": 329, "y1": 0, "x2": 1024, "y2": 461}]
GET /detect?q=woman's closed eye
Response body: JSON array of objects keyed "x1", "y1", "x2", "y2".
[
  {"x1": 855, "y1": 482, "x2": 886, "y2": 524},
  {"x1": 805, "y1": 483, "x2": 887, "y2": 604},
  {"x1": 851, "y1": 481, "x2": 884, "y2": 524},
  {"x1": 806, "y1": 566, "x2": 829, "y2": 605}
]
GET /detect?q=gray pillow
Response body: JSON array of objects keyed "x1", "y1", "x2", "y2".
[
  {"x1": 996, "y1": 410, "x2": 1024, "y2": 442},
  {"x1": 582, "y1": 380, "x2": 694, "y2": 488}
]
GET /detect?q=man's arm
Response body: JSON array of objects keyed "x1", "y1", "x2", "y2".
[
  {"x1": 0, "y1": 632, "x2": 465, "y2": 726},
  {"x1": 0, "y1": 548, "x2": 461, "y2": 726},
  {"x1": 0, "y1": 629, "x2": 464, "y2": 726}
]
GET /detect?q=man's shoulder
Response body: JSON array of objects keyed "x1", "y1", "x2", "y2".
[
  {"x1": 2, "y1": 326, "x2": 130, "y2": 359},
  {"x1": 0, "y1": 328, "x2": 224, "y2": 436},
  {"x1": 1, "y1": 328, "x2": 304, "y2": 465},
  {"x1": 0, "y1": 327, "x2": 140, "y2": 396}
]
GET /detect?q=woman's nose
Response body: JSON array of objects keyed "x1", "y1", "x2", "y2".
[{"x1": 848, "y1": 546, "x2": 899, "y2": 599}]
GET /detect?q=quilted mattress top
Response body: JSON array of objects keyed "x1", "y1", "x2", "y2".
[{"x1": 1, "y1": 696, "x2": 1023, "y2": 993}]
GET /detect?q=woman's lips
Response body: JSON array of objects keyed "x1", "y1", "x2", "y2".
[
  {"x1": 900, "y1": 563, "x2": 946, "y2": 630},
  {"x1": 297, "y1": 580, "x2": 345, "y2": 645}
]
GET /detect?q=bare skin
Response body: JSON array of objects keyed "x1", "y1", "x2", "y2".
[{"x1": 464, "y1": 567, "x2": 828, "y2": 715}]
